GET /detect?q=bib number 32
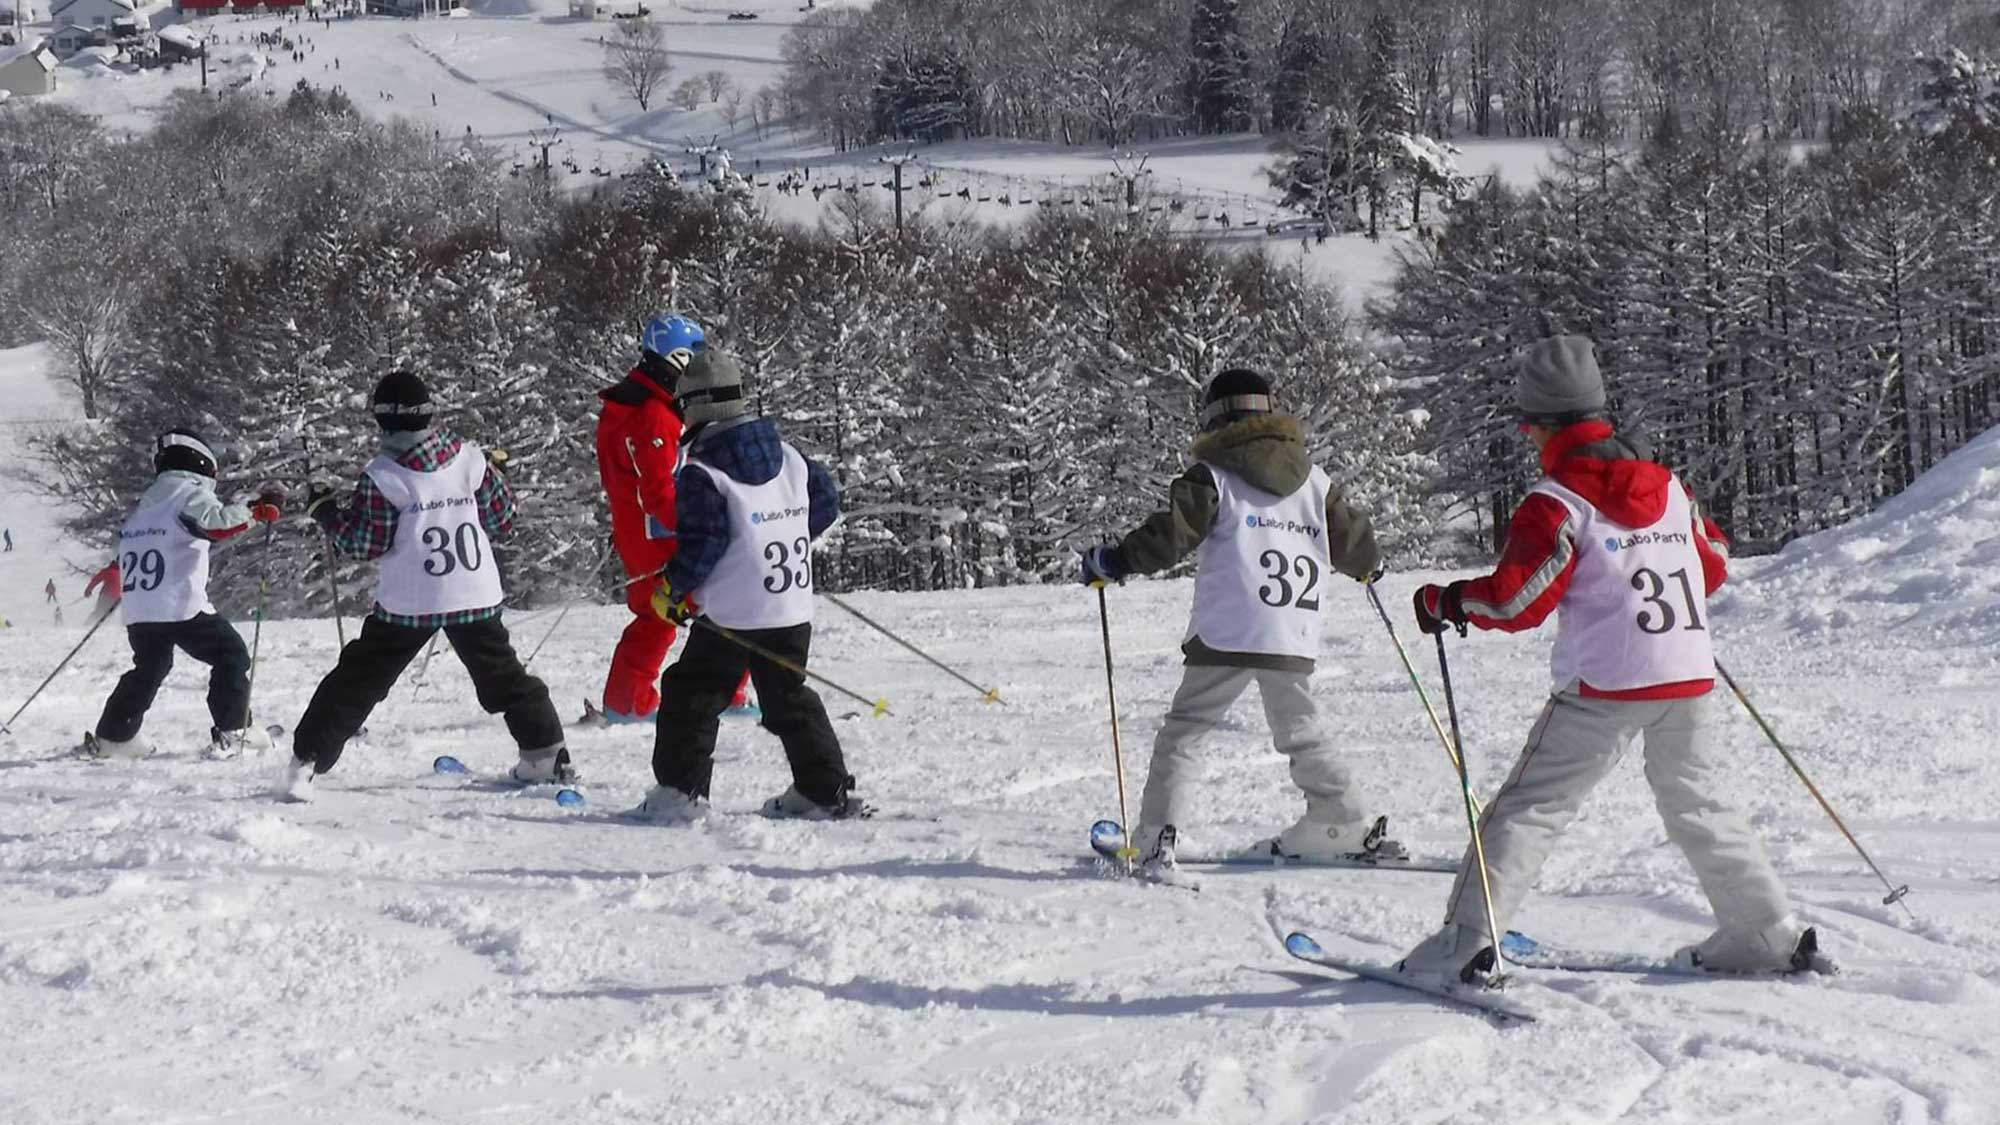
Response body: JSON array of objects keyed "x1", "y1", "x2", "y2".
[
  {"x1": 1631, "y1": 566, "x2": 1705, "y2": 634},
  {"x1": 1257, "y1": 549, "x2": 1322, "y2": 612}
]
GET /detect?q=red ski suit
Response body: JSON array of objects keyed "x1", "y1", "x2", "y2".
[{"x1": 596, "y1": 370, "x2": 685, "y2": 717}]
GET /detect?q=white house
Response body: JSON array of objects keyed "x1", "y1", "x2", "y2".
[
  {"x1": 50, "y1": 0, "x2": 139, "y2": 30},
  {"x1": 0, "y1": 37, "x2": 57, "y2": 96}
]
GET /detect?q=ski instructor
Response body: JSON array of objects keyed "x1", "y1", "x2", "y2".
[{"x1": 594, "y1": 315, "x2": 748, "y2": 724}]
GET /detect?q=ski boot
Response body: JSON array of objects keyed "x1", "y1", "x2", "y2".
[
  {"x1": 631, "y1": 785, "x2": 709, "y2": 825},
  {"x1": 1270, "y1": 813, "x2": 1409, "y2": 863},
  {"x1": 762, "y1": 781, "x2": 874, "y2": 821},
  {"x1": 1133, "y1": 824, "x2": 1198, "y2": 888},
  {"x1": 206, "y1": 726, "x2": 273, "y2": 761},
  {"x1": 1396, "y1": 923, "x2": 1501, "y2": 989},
  {"x1": 1671, "y1": 917, "x2": 1827, "y2": 974},
  {"x1": 78, "y1": 732, "x2": 154, "y2": 761},
  {"x1": 509, "y1": 746, "x2": 578, "y2": 785},
  {"x1": 276, "y1": 755, "x2": 317, "y2": 803}
]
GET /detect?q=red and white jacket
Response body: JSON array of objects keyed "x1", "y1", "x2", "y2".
[{"x1": 1457, "y1": 421, "x2": 1730, "y2": 701}]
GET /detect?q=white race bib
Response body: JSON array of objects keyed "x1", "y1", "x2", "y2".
[
  {"x1": 366, "y1": 446, "x2": 505, "y2": 617},
  {"x1": 118, "y1": 477, "x2": 215, "y2": 625},
  {"x1": 1186, "y1": 464, "x2": 1334, "y2": 661},
  {"x1": 684, "y1": 444, "x2": 814, "y2": 630},
  {"x1": 1536, "y1": 475, "x2": 1716, "y2": 692}
]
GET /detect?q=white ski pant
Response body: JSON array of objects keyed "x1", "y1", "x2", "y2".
[
  {"x1": 1137, "y1": 664, "x2": 1366, "y2": 834},
  {"x1": 1443, "y1": 690, "x2": 1791, "y2": 937}
]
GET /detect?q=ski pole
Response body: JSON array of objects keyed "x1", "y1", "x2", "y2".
[
  {"x1": 1715, "y1": 659, "x2": 1915, "y2": 918},
  {"x1": 1364, "y1": 582, "x2": 1480, "y2": 812},
  {"x1": 245, "y1": 520, "x2": 276, "y2": 729},
  {"x1": 690, "y1": 617, "x2": 890, "y2": 718},
  {"x1": 299, "y1": 435, "x2": 347, "y2": 650},
  {"x1": 407, "y1": 632, "x2": 443, "y2": 700},
  {"x1": 1094, "y1": 583, "x2": 1137, "y2": 870},
  {"x1": 523, "y1": 602, "x2": 573, "y2": 667},
  {"x1": 1434, "y1": 631, "x2": 1507, "y2": 973},
  {"x1": 1, "y1": 603, "x2": 116, "y2": 736},
  {"x1": 823, "y1": 591, "x2": 1003, "y2": 705}
]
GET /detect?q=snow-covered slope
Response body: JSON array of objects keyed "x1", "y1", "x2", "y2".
[
  {"x1": 2, "y1": 556, "x2": 1996, "y2": 1119},
  {"x1": 1735, "y1": 426, "x2": 2000, "y2": 640}
]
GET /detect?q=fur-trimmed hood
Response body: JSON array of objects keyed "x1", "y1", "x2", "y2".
[{"x1": 1189, "y1": 413, "x2": 1309, "y2": 496}]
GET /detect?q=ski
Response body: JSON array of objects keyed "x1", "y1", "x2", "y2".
[
  {"x1": 1499, "y1": 930, "x2": 1838, "y2": 978},
  {"x1": 433, "y1": 755, "x2": 585, "y2": 807},
  {"x1": 1088, "y1": 820, "x2": 1456, "y2": 875},
  {"x1": 1283, "y1": 931, "x2": 1538, "y2": 1022}
]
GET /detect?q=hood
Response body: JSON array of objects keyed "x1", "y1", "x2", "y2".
[
  {"x1": 1188, "y1": 413, "x2": 1310, "y2": 495},
  {"x1": 691, "y1": 416, "x2": 783, "y2": 486},
  {"x1": 601, "y1": 367, "x2": 672, "y2": 408},
  {"x1": 1541, "y1": 420, "x2": 1671, "y2": 528}
]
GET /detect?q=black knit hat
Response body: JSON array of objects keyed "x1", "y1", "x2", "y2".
[
  {"x1": 1199, "y1": 368, "x2": 1274, "y2": 430},
  {"x1": 154, "y1": 428, "x2": 218, "y2": 477},
  {"x1": 371, "y1": 370, "x2": 433, "y2": 432}
]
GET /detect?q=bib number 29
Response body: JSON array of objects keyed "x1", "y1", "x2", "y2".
[
  {"x1": 1257, "y1": 550, "x2": 1322, "y2": 611},
  {"x1": 421, "y1": 523, "x2": 484, "y2": 577},
  {"x1": 763, "y1": 537, "x2": 812, "y2": 593},
  {"x1": 121, "y1": 549, "x2": 165, "y2": 592},
  {"x1": 1631, "y1": 566, "x2": 1704, "y2": 634}
]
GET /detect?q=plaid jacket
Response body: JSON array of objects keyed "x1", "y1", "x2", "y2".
[
  {"x1": 668, "y1": 418, "x2": 839, "y2": 595},
  {"x1": 317, "y1": 429, "x2": 515, "y2": 629}
]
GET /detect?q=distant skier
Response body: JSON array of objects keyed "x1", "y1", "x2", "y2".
[
  {"x1": 44, "y1": 579, "x2": 56, "y2": 604},
  {"x1": 1078, "y1": 369, "x2": 1400, "y2": 880},
  {"x1": 592, "y1": 314, "x2": 749, "y2": 725},
  {"x1": 81, "y1": 429, "x2": 282, "y2": 761},
  {"x1": 283, "y1": 371, "x2": 569, "y2": 802},
  {"x1": 635, "y1": 350, "x2": 866, "y2": 822},
  {"x1": 4, "y1": 527, "x2": 12, "y2": 550},
  {"x1": 1397, "y1": 336, "x2": 1813, "y2": 984}
]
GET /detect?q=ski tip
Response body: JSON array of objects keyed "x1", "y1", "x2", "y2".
[
  {"x1": 432, "y1": 755, "x2": 468, "y2": 775},
  {"x1": 1500, "y1": 930, "x2": 1540, "y2": 958},
  {"x1": 554, "y1": 788, "x2": 586, "y2": 808},
  {"x1": 1283, "y1": 932, "x2": 1324, "y2": 959}
]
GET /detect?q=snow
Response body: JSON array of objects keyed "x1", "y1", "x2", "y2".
[{"x1": 3, "y1": 337, "x2": 1999, "y2": 1120}]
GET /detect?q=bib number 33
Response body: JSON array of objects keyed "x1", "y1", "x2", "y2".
[{"x1": 763, "y1": 536, "x2": 812, "y2": 593}]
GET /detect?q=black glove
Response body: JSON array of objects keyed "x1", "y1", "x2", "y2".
[
  {"x1": 305, "y1": 482, "x2": 340, "y2": 529},
  {"x1": 1078, "y1": 545, "x2": 1126, "y2": 587},
  {"x1": 1413, "y1": 583, "x2": 1466, "y2": 636}
]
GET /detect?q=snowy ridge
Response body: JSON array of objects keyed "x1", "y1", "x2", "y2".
[{"x1": 1735, "y1": 423, "x2": 2000, "y2": 637}]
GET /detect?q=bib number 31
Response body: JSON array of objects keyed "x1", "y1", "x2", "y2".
[{"x1": 1631, "y1": 566, "x2": 1705, "y2": 634}]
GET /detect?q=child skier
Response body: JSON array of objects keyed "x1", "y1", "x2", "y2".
[
  {"x1": 591, "y1": 314, "x2": 750, "y2": 724},
  {"x1": 82, "y1": 429, "x2": 282, "y2": 761},
  {"x1": 282, "y1": 371, "x2": 569, "y2": 802},
  {"x1": 1079, "y1": 369, "x2": 1400, "y2": 879},
  {"x1": 1398, "y1": 335, "x2": 1813, "y2": 983},
  {"x1": 635, "y1": 350, "x2": 866, "y2": 821}
]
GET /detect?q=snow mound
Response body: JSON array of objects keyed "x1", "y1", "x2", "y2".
[{"x1": 1739, "y1": 424, "x2": 2000, "y2": 635}]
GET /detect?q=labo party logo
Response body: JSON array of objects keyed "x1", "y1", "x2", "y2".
[
  {"x1": 1246, "y1": 515, "x2": 1323, "y2": 538},
  {"x1": 750, "y1": 505, "x2": 808, "y2": 526},
  {"x1": 1603, "y1": 529, "x2": 1689, "y2": 552}
]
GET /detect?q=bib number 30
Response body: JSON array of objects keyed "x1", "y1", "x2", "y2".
[
  {"x1": 421, "y1": 522, "x2": 484, "y2": 577},
  {"x1": 763, "y1": 537, "x2": 812, "y2": 593},
  {"x1": 1631, "y1": 566, "x2": 1705, "y2": 634}
]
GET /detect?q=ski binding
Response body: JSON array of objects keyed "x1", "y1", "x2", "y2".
[{"x1": 1283, "y1": 931, "x2": 1536, "y2": 1022}]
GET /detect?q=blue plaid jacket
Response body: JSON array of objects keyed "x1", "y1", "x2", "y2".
[{"x1": 668, "y1": 418, "x2": 839, "y2": 595}]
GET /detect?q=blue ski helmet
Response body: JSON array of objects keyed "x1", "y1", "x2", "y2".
[{"x1": 641, "y1": 315, "x2": 705, "y2": 360}]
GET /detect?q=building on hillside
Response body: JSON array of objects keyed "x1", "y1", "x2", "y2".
[
  {"x1": 175, "y1": 0, "x2": 227, "y2": 15},
  {"x1": 51, "y1": 0, "x2": 140, "y2": 30},
  {"x1": 156, "y1": 23, "x2": 202, "y2": 60},
  {"x1": 368, "y1": 0, "x2": 458, "y2": 15},
  {"x1": 0, "y1": 38, "x2": 57, "y2": 96},
  {"x1": 49, "y1": 24, "x2": 96, "y2": 55}
]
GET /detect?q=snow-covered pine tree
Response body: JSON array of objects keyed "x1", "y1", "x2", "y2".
[{"x1": 1186, "y1": 0, "x2": 1256, "y2": 133}]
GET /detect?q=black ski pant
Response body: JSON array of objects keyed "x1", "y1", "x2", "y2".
[
  {"x1": 96, "y1": 613, "x2": 251, "y2": 742},
  {"x1": 653, "y1": 621, "x2": 850, "y2": 806},
  {"x1": 292, "y1": 613, "x2": 563, "y2": 773}
]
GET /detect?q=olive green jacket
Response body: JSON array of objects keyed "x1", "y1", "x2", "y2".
[{"x1": 1116, "y1": 413, "x2": 1383, "y2": 670}]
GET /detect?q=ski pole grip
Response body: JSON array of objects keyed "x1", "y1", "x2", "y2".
[{"x1": 1884, "y1": 885, "x2": 1911, "y2": 906}]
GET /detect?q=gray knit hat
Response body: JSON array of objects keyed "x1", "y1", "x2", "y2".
[
  {"x1": 678, "y1": 350, "x2": 751, "y2": 428},
  {"x1": 1516, "y1": 336, "x2": 1606, "y2": 421}
]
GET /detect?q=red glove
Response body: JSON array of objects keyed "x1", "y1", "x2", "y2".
[
  {"x1": 1414, "y1": 583, "x2": 1466, "y2": 636},
  {"x1": 250, "y1": 503, "x2": 282, "y2": 524}
]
